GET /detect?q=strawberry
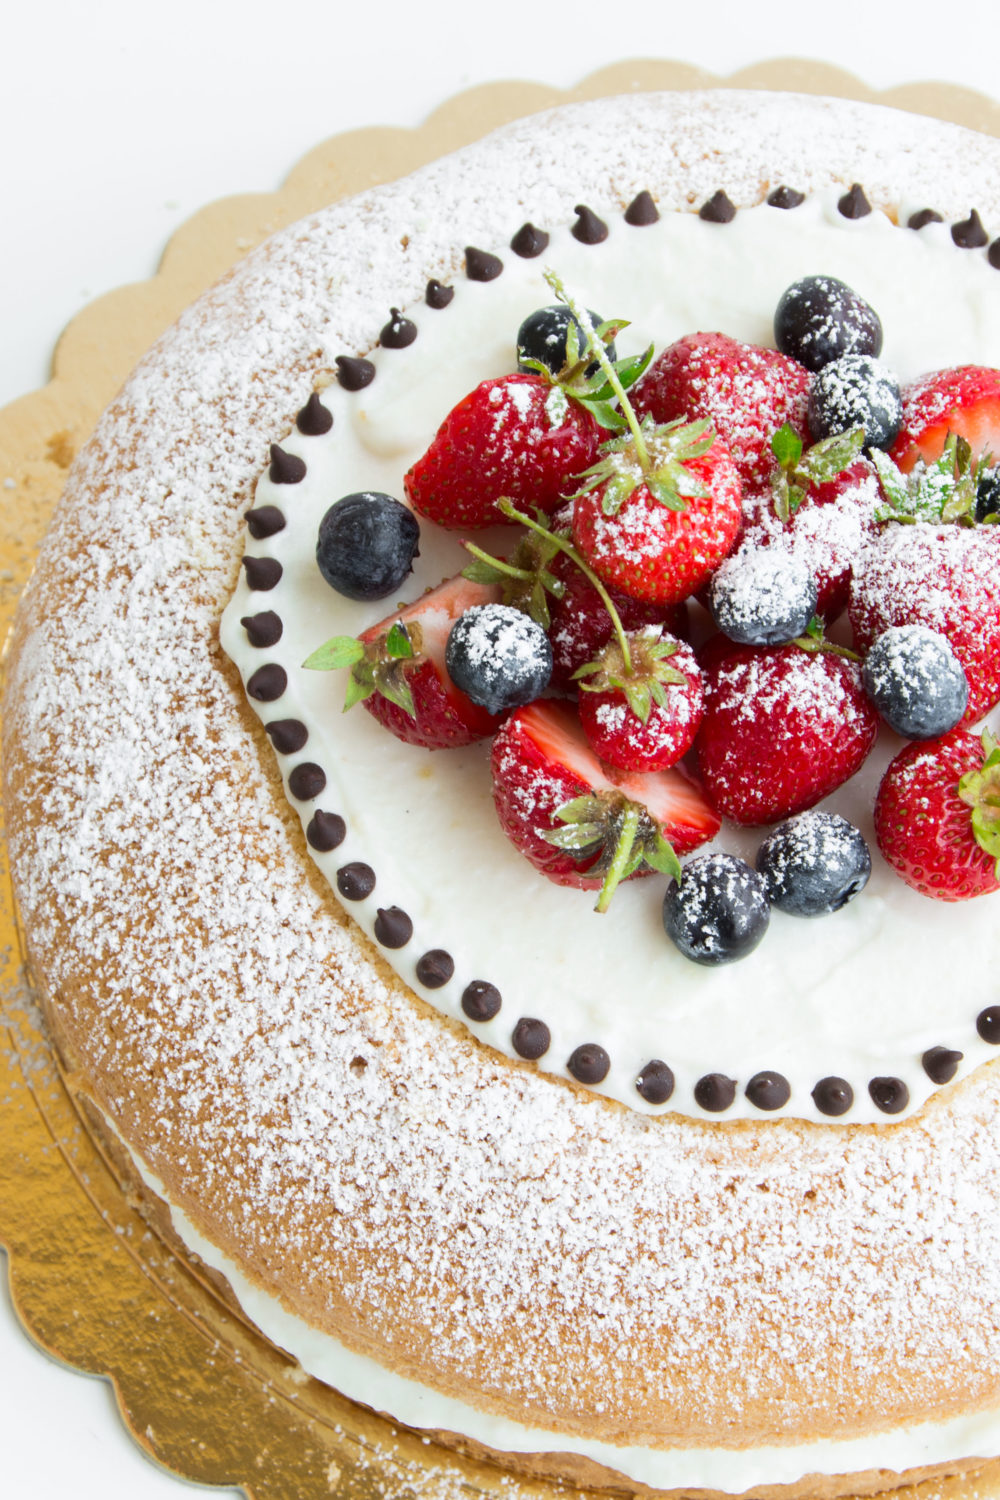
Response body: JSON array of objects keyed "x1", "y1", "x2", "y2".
[
  {"x1": 302, "y1": 575, "x2": 504, "y2": 750},
  {"x1": 546, "y1": 551, "x2": 687, "y2": 692},
  {"x1": 695, "y1": 637, "x2": 878, "y2": 825},
  {"x1": 404, "y1": 373, "x2": 601, "y2": 529},
  {"x1": 490, "y1": 699, "x2": 719, "y2": 910},
  {"x1": 891, "y1": 365, "x2": 1000, "y2": 473},
  {"x1": 632, "y1": 332, "x2": 811, "y2": 495},
  {"x1": 874, "y1": 729, "x2": 1000, "y2": 901},
  {"x1": 576, "y1": 629, "x2": 703, "y2": 773}
]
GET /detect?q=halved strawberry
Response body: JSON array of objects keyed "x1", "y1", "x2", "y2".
[
  {"x1": 891, "y1": 365, "x2": 1000, "y2": 473},
  {"x1": 490, "y1": 699, "x2": 719, "y2": 909}
]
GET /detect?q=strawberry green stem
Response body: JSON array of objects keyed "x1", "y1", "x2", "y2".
[
  {"x1": 595, "y1": 803, "x2": 640, "y2": 914},
  {"x1": 543, "y1": 268, "x2": 650, "y2": 473},
  {"x1": 462, "y1": 541, "x2": 539, "y2": 584}
]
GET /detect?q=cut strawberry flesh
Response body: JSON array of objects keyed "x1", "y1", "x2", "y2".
[{"x1": 892, "y1": 365, "x2": 1000, "y2": 472}]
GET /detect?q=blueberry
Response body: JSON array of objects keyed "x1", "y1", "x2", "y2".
[
  {"x1": 445, "y1": 604, "x2": 552, "y2": 714},
  {"x1": 316, "y1": 493, "x2": 420, "y2": 601},
  {"x1": 976, "y1": 466, "x2": 1000, "y2": 522},
  {"x1": 774, "y1": 275, "x2": 882, "y2": 372},
  {"x1": 709, "y1": 547, "x2": 817, "y2": 646},
  {"x1": 756, "y1": 811, "x2": 871, "y2": 916},
  {"x1": 807, "y1": 355, "x2": 903, "y2": 451},
  {"x1": 862, "y1": 625, "x2": 968, "y2": 739},
  {"x1": 662, "y1": 854, "x2": 770, "y2": 965},
  {"x1": 516, "y1": 305, "x2": 616, "y2": 376}
]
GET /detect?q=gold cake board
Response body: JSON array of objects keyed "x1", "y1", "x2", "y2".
[{"x1": 3, "y1": 58, "x2": 1000, "y2": 1500}]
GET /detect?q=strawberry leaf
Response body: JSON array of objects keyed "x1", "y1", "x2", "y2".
[
  {"x1": 385, "y1": 622, "x2": 414, "y2": 659},
  {"x1": 771, "y1": 423, "x2": 803, "y2": 469},
  {"x1": 643, "y1": 829, "x2": 683, "y2": 884},
  {"x1": 799, "y1": 427, "x2": 865, "y2": 486},
  {"x1": 343, "y1": 671, "x2": 376, "y2": 711},
  {"x1": 302, "y1": 635, "x2": 366, "y2": 671}
]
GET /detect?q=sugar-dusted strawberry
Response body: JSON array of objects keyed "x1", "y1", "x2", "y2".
[
  {"x1": 546, "y1": 551, "x2": 687, "y2": 691},
  {"x1": 695, "y1": 637, "x2": 878, "y2": 825},
  {"x1": 490, "y1": 699, "x2": 719, "y2": 910},
  {"x1": 403, "y1": 373, "x2": 601, "y2": 529},
  {"x1": 632, "y1": 332, "x2": 811, "y2": 494},
  {"x1": 891, "y1": 365, "x2": 1000, "y2": 473},
  {"x1": 874, "y1": 729, "x2": 1000, "y2": 901},
  {"x1": 303, "y1": 575, "x2": 504, "y2": 750},
  {"x1": 577, "y1": 628, "x2": 703, "y2": 773}
]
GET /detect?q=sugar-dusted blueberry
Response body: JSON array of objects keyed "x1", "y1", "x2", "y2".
[
  {"x1": 807, "y1": 354, "x2": 902, "y2": 451},
  {"x1": 516, "y1": 304, "x2": 616, "y2": 376},
  {"x1": 862, "y1": 624, "x2": 969, "y2": 739},
  {"x1": 662, "y1": 853, "x2": 770, "y2": 965},
  {"x1": 709, "y1": 547, "x2": 818, "y2": 646},
  {"x1": 316, "y1": 492, "x2": 420, "y2": 601},
  {"x1": 756, "y1": 810, "x2": 871, "y2": 917},
  {"x1": 445, "y1": 603, "x2": 552, "y2": 715},
  {"x1": 976, "y1": 465, "x2": 1000, "y2": 522},
  {"x1": 774, "y1": 275, "x2": 882, "y2": 372}
]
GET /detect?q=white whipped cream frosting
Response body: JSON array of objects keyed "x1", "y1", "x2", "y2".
[{"x1": 220, "y1": 193, "x2": 1000, "y2": 1126}]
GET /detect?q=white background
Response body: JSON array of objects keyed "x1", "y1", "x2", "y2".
[{"x1": 2, "y1": 2, "x2": 998, "y2": 1494}]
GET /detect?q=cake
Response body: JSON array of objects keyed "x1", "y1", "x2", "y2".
[{"x1": 6, "y1": 89, "x2": 1000, "y2": 1499}]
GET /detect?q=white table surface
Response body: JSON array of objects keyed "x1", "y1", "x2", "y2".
[{"x1": 3, "y1": 2, "x2": 998, "y2": 1494}]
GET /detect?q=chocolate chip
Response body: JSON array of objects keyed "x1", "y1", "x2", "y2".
[
  {"x1": 265, "y1": 718, "x2": 307, "y2": 755},
  {"x1": 745, "y1": 1071, "x2": 791, "y2": 1111},
  {"x1": 242, "y1": 556, "x2": 283, "y2": 591},
  {"x1": 952, "y1": 209, "x2": 989, "y2": 248},
  {"x1": 288, "y1": 762, "x2": 326, "y2": 801},
  {"x1": 510, "y1": 222, "x2": 549, "y2": 257},
  {"x1": 908, "y1": 207, "x2": 944, "y2": 230},
  {"x1": 812, "y1": 1076, "x2": 853, "y2": 1117},
  {"x1": 246, "y1": 663, "x2": 287, "y2": 702},
  {"x1": 977, "y1": 1006, "x2": 1000, "y2": 1043},
  {"x1": 416, "y1": 950, "x2": 454, "y2": 988},
  {"x1": 374, "y1": 905, "x2": 412, "y2": 948},
  {"x1": 335, "y1": 355, "x2": 376, "y2": 391},
  {"x1": 922, "y1": 1045, "x2": 963, "y2": 1085},
  {"x1": 989, "y1": 240, "x2": 1000, "y2": 270},
  {"x1": 241, "y1": 610, "x2": 282, "y2": 647},
  {"x1": 694, "y1": 1073, "x2": 736, "y2": 1112},
  {"x1": 268, "y1": 443, "x2": 306, "y2": 484},
  {"x1": 838, "y1": 183, "x2": 872, "y2": 220},
  {"x1": 425, "y1": 279, "x2": 454, "y2": 308},
  {"x1": 337, "y1": 862, "x2": 375, "y2": 900},
  {"x1": 567, "y1": 1043, "x2": 610, "y2": 1085},
  {"x1": 571, "y1": 204, "x2": 607, "y2": 244},
  {"x1": 296, "y1": 392, "x2": 333, "y2": 436},
  {"x1": 245, "y1": 504, "x2": 286, "y2": 539},
  {"x1": 767, "y1": 185, "x2": 805, "y2": 210},
  {"x1": 307, "y1": 810, "x2": 346, "y2": 852},
  {"x1": 380, "y1": 307, "x2": 417, "y2": 349},
  {"x1": 461, "y1": 981, "x2": 501, "y2": 1022},
  {"x1": 512, "y1": 1017, "x2": 550, "y2": 1060},
  {"x1": 699, "y1": 190, "x2": 736, "y2": 224},
  {"x1": 868, "y1": 1076, "x2": 909, "y2": 1115},
  {"x1": 636, "y1": 1060, "x2": 674, "y2": 1105},
  {"x1": 465, "y1": 246, "x2": 503, "y2": 282},
  {"x1": 624, "y1": 190, "x2": 659, "y2": 225}
]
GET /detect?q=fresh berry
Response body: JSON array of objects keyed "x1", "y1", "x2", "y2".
[
  {"x1": 572, "y1": 424, "x2": 742, "y2": 605},
  {"x1": 874, "y1": 728, "x2": 1000, "y2": 901},
  {"x1": 516, "y1": 304, "x2": 616, "y2": 375},
  {"x1": 490, "y1": 699, "x2": 719, "y2": 909},
  {"x1": 546, "y1": 553, "x2": 684, "y2": 691},
  {"x1": 807, "y1": 355, "x2": 903, "y2": 451},
  {"x1": 891, "y1": 366, "x2": 1000, "y2": 473},
  {"x1": 445, "y1": 603, "x2": 553, "y2": 714},
  {"x1": 708, "y1": 548, "x2": 818, "y2": 646},
  {"x1": 404, "y1": 373, "x2": 601, "y2": 529},
  {"x1": 662, "y1": 853, "x2": 770, "y2": 965},
  {"x1": 316, "y1": 492, "x2": 420, "y2": 600},
  {"x1": 756, "y1": 810, "x2": 871, "y2": 916},
  {"x1": 862, "y1": 625, "x2": 969, "y2": 739},
  {"x1": 695, "y1": 638, "x2": 878, "y2": 826},
  {"x1": 631, "y1": 332, "x2": 811, "y2": 493},
  {"x1": 773, "y1": 275, "x2": 883, "y2": 372},
  {"x1": 576, "y1": 630, "x2": 703, "y2": 773}
]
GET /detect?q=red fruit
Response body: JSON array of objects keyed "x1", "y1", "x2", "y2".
[
  {"x1": 546, "y1": 551, "x2": 687, "y2": 692},
  {"x1": 695, "y1": 638, "x2": 878, "y2": 825},
  {"x1": 490, "y1": 700, "x2": 719, "y2": 900},
  {"x1": 874, "y1": 729, "x2": 1000, "y2": 901},
  {"x1": 572, "y1": 431, "x2": 742, "y2": 605},
  {"x1": 577, "y1": 634, "x2": 703, "y2": 773},
  {"x1": 360, "y1": 576, "x2": 504, "y2": 749},
  {"x1": 632, "y1": 333, "x2": 811, "y2": 494},
  {"x1": 848, "y1": 523, "x2": 1000, "y2": 722},
  {"x1": 404, "y1": 373, "x2": 601, "y2": 529},
  {"x1": 891, "y1": 365, "x2": 1000, "y2": 473}
]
